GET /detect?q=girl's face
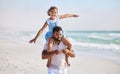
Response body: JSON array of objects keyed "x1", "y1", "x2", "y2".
[{"x1": 49, "y1": 9, "x2": 58, "y2": 17}]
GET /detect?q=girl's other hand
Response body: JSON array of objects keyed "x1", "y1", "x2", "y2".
[
  {"x1": 73, "y1": 15, "x2": 79, "y2": 17},
  {"x1": 29, "y1": 38, "x2": 36, "y2": 43}
]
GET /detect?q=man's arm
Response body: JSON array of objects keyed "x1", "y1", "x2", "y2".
[
  {"x1": 42, "y1": 50, "x2": 60, "y2": 59},
  {"x1": 63, "y1": 49, "x2": 75, "y2": 58},
  {"x1": 68, "y1": 50, "x2": 75, "y2": 57}
]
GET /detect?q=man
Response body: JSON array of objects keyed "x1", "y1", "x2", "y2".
[{"x1": 42, "y1": 26, "x2": 75, "y2": 74}]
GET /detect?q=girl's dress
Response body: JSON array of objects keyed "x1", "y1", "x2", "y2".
[{"x1": 45, "y1": 16, "x2": 59, "y2": 40}]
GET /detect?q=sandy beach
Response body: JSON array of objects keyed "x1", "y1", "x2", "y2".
[{"x1": 0, "y1": 39, "x2": 120, "y2": 74}]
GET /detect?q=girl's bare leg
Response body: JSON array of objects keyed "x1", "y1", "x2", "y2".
[
  {"x1": 62, "y1": 37, "x2": 72, "y2": 67},
  {"x1": 66, "y1": 54, "x2": 70, "y2": 67},
  {"x1": 46, "y1": 37, "x2": 54, "y2": 67}
]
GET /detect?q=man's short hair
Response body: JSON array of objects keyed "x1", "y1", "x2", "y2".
[{"x1": 53, "y1": 26, "x2": 62, "y2": 34}]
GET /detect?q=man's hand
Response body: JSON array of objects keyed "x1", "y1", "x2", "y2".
[
  {"x1": 42, "y1": 49, "x2": 61, "y2": 59},
  {"x1": 62, "y1": 49, "x2": 69, "y2": 54},
  {"x1": 54, "y1": 50, "x2": 61, "y2": 54},
  {"x1": 62, "y1": 49, "x2": 75, "y2": 58}
]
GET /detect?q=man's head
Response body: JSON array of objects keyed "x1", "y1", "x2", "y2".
[{"x1": 52, "y1": 26, "x2": 63, "y2": 41}]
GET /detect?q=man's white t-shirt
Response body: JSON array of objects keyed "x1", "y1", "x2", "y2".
[{"x1": 43, "y1": 41, "x2": 67, "y2": 69}]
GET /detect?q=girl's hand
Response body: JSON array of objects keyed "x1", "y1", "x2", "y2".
[
  {"x1": 29, "y1": 38, "x2": 36, "y2": 43},
  {"x1": 73, "y1": 15, "x2": 79, "y2": 17}
]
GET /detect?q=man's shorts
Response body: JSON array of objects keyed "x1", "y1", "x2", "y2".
[{"x1": 48, "y1": 68, "x2": 67, "y2": 74}]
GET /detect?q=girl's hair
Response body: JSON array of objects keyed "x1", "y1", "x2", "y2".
[{"x1": 47, "y1": 6, "x2": 58, "y2": 16}]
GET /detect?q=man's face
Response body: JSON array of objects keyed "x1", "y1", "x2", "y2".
[{"x1": 53, "y1": 30, "x2": 62, "y2": 41}]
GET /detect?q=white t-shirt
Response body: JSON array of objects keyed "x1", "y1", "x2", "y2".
[{"x1": 43, "y1": 41, "x2": 67, "y2": 69}]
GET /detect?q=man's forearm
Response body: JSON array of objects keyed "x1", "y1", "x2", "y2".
[
  {"x1": 68, "y1": 50, "x2": 75, "y2": 58},
  {"x1": 63, "y1": 49, "x2": 75, "y2": 58},
  {"x1": 42, "y1": 50, "x2": 56, "y2": 59}
]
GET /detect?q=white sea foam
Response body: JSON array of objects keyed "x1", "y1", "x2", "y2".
[
  {"x1": 72, "y1": 41, "x2": 120, "y2": 51},
  {"x1": 88, "y1": 35, "x2": 113, "y2": 40},
  {"x1": 109, "y1": 33, "x2": 120, "y2": 37}
]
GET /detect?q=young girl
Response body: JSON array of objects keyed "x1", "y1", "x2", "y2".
[{"x1": 29, "y1": 6, "x2": 79, "y2": 67}]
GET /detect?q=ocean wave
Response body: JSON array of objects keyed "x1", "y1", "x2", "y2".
[
  {"x1": 113, "y1": 38, "x2": 120, "y2": 44},
  {"x1": 109, "y1": 33, "x2": 120, "y2": 37},
  {"x1": 72, "y1": 41, "x2": 120, "y2": 52},
  {"x1": 66, "y1": 36, "x2": 119, "y2": 53},
  {"x1": 88, "y1": 35, "x2": 112, "y2": 40},
  {"x1": 1, "y1": 30, "x2": 120, "y2": 51}
]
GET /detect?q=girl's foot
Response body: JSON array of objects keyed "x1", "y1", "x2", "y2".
[{"x1": 67, "y1": 63, "x2": 70, "y2": 67}]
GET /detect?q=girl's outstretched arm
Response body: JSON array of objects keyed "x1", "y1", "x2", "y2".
[
  {"x1": 29, "y1": 22, "x2": 48, "y2": 43},
  {"x1": 58, "y1": 14, "x2": 79, "y2": 19}
]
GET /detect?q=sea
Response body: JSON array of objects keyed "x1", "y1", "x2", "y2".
[{"x1": 0, "y1": 30, "x2": 120, "y2": 62}]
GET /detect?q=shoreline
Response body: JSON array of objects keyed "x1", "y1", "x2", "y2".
[{"x1": 0, "y1": 39, "x2": 120, "y2": 74}]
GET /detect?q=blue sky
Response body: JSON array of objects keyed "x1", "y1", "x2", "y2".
[{"x1": 0, "y1": 0, "x2": 120, "y2": 31}]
